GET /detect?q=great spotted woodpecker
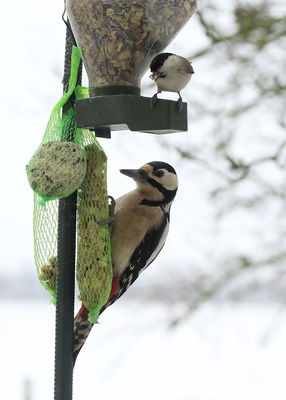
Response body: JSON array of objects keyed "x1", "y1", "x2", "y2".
[{"x1": 73, "y1": 161, "x2": 178, "y2": 364}]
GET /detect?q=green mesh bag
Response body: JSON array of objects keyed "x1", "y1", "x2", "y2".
[
  {"x1": 76, "y1": 138, "x2": 113, "y2": 323},
  {"x1": 26, "y1": 46, "x2": 86, "y2": 205},
  {"x1": 31, "y1": 46, "x2": 113, "y2": 316},
  {"x1": 33, "y1": 128, "x2": 113, "y2": 311},
  {"x1": 32, "y1": 106, "x2": 86, "y2": 302}
]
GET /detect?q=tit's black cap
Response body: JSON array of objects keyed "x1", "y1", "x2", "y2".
[{"x1": 150, "y1": 53, "x2": 174, "y2": 72}]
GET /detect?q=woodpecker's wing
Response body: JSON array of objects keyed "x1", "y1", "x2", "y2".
[{"x1": 105, "y1": 210, "x2": 169, "y2": 308}]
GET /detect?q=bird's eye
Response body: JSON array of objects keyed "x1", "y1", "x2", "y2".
[{"x1": 154, "y1": 170, "x2": 164, "y2": 178}]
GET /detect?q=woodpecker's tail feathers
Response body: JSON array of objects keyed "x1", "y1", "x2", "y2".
[{"x1": 73, "y1": 303, "x2": 94, "y2": 365}]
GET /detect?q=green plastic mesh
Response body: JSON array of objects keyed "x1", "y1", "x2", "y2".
[
  {"x1": 31, "y1": 46, "x2": 113, "y2": 319},
  {"x1": 34, "y1": 195, "x2": 58, "y2": 301},
  {"x1": 33, "y1": 128, "x2": 113, "y2": 313},
  {"x1": 76, "y1": 139, "x2": 113, "y2": 323},
  {"x1": 26, "y1": 47, "x2": 86, "y2": 205}
]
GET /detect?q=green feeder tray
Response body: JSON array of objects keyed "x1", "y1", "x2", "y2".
[{"x1": 75, "y1": 94, "x2": 188, "y2": 137}]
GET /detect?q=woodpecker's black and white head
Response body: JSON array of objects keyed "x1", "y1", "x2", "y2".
[
  {"x1": 120, "y1": 161, "x2": 178, "y2": 210},
  {"x1": 149, "y1": 53, "x2": 194, "y2": 111}
]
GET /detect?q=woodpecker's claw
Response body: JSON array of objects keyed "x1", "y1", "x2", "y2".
[
  {"x1": 94, "y1": 196, "x2": 116, "y2": 226},
  {"x1": 108, "y1": 195, "x2": 116, "y2": 218},
  {"x1": 150, "y1": 93, "x2": 158, "y2": 108},
  {"x1": 94, "y1": 216, "x2": 114, "y2": 226}
]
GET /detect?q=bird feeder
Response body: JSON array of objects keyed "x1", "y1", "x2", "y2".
[{"x1": 66, "y1": 0, "x2": 197, "y2": 136}]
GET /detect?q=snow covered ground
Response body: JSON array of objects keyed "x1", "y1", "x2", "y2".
[
  {"x1": 2, "y1": 299, "x2": 286, "y2": 400},
  {"x1": 1, "y1": 2, "x2": 286, "y2": 399}
]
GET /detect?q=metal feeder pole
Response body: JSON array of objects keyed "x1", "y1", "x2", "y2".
[
  {"x1": 53, "y1": 2, "x2": 193, "y2": 397},
  {"x1": 54, "y1": 24, "x2": 81, "y2": 400}
]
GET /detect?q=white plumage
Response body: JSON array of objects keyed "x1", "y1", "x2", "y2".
[
  {"x1": 73, "y1": 161, "x2": 178, "y2": 365},
  {"x1": 149, "y1": 52, "x2": 194, "y2": 110}
]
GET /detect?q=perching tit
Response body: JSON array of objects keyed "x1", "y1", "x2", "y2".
[{"x1": 149, "y1": 53, "x2": 194, "y2": 111}]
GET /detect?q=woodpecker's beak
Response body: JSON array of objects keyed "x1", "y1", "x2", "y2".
[{"x1": 120, "y1": 168, "x2": 148, "y2": 181}]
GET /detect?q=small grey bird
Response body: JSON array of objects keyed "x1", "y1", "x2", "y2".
[{"x1": 149, "y1": 53, "x2": 194, "y2": 111}]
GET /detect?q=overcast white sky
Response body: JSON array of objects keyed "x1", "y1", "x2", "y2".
[{"x1": 2, "y1": 2, "x2": 286, "y2": 400}]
